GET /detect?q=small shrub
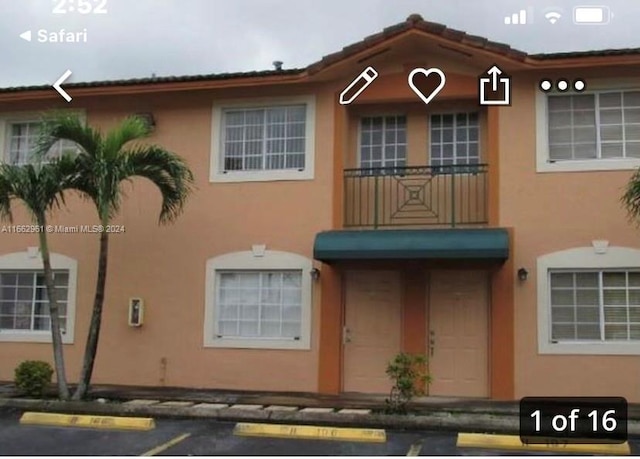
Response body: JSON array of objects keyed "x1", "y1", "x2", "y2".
[
  {"x1": 384, "y1": 352, "x2": 431, "y2": 414},
  {"x1": 14, "y1": 360, "x2": 53, "y2": 397}
]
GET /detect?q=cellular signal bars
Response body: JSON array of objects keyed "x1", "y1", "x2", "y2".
[{"x1": 504, "y1": 9, "x2": 527, "y2": 25}]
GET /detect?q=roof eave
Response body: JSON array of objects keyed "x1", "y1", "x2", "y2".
[
  {"x1": 0, "y1": 71, "x2": 309, "y2": 102},
  {"x1": 525, "y1": 54, "x2": 640, "y2": 69}
]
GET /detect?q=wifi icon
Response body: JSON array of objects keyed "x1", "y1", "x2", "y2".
[{"x1": 545, "y1": 10, "x2": 562, "y2": 24}]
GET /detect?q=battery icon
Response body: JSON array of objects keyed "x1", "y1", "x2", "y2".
[{"x1": 573, "y1": 6, "x2": 611, "y2": 24}]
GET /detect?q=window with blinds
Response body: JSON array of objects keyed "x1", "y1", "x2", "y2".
[
  {"x1": 550, "y1": 270, "x2": 640, "y2": 341},
  {"x1": 548, "y1": 91, "x2": 640, "y2": 161}
]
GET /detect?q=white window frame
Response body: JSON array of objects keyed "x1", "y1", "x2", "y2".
[
  {"x1": 210, "y1": 96, "x2": 316, "y2": 183},
  {"x1": 0, "y1": 111, "x2": 86, "y2": 165},
  {"x1": 428, "y1": 111, "x2": 481, "y2": 167},
  {"x1": 204, "y1": 250, "x2": 313, "y2": 349},
  {"x1": 357, "y1": 114, "x2": 407, "y2": 170},
  {"x1": 536, "y1": 78, "x2": 640, "y2": 172},
  {"x1": 538, "y1": 246, "x2": 640, "y2": 354},
  {"x1": 0, "y1": 249, "x2": 77, "y2": 343}
]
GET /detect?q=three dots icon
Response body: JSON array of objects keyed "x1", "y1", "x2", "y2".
[{"x1": 540, "y1": 78, "x2": 586, "y2": 93}]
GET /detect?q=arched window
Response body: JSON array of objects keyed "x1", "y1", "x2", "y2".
[
  {"x1": 204, "y1": 250, "x2": 313, "y2": 350},
  {"x1": 537, "y1": 245, "x2": 640, "y2": 355},
  {"x1": 0, "y1": 249, "x2": 78, "y2": 343}
]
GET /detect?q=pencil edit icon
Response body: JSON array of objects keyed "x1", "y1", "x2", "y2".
[{"x1": 339, "y1": 66, "x2": 378, "y2": 105}]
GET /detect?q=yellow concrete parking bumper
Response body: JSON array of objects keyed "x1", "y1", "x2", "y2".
[
  {"x1": 234, "y1": 422, "x2": 386, "y2": 443},
  {"x1": 457, "y1": 432, "x2": 630, "y2": 455},
  {"x1": 19, "y1": 412, "x2": 156, "y2": 431}
]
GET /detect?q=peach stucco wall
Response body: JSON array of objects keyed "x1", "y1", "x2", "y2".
[
  {"x1": 3, "y1": 56, "x2": 640, "y2": 402},
  {"x1": 500, "y1": 72, "x2": 640, "y2": 401},
  {"x1": 0, "y1": 84, "x2": 335, "y2": 391}
]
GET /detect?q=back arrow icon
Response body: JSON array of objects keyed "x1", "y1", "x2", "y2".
[{"x1": 53, "y1": 70, "x2": 72, "y2": 102}]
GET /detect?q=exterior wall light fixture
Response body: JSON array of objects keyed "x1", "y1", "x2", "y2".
[
  {"x1": 310, "y1": 268, "x2": 320, "y2": 281},
  {"x1": 517, "y1": 268, "x2": 529, "y2": 281},
  {"x1": 135, "y1": 112, "x2": 156, "y2": 131}
]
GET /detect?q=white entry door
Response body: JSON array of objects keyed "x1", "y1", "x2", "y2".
[
  {"x1": 428, "y1": 270, "x2": 489, "y2": 397},
  {"x1": 343, "y1": 270, "x2": 402, "y2": 393}
]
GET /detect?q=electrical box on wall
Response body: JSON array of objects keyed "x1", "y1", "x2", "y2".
[{"x1": 128, "y1": 297, "x2": 144, "y2": 327}]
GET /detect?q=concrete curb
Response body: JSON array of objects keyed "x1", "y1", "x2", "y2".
[
  {"x1": 0, "y1": 397, "x2": 518, "y2": 433},
  {"x1": 2, "y1": 397, "x2": 640, "y2": 436}
]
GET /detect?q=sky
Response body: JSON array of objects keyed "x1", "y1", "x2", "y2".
[{"x1": 0, "y1": 0, "x2": 638, "y2": 88}]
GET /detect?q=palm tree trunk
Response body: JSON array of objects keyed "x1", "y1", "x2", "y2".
[
  {"x1": 73, "y1": 229, "x2": 109, "y2": 400},
  {"x1": 37, "y1": 216, "x2": 70, "y2": 400}
]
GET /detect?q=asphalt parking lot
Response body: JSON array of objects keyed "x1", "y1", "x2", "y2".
[
  {"x1": 0, "y1": 408, "x2": 637, "y2": 456},
  {"x1": 0, "y1": 408, "x2": 431, "y2": 456}
]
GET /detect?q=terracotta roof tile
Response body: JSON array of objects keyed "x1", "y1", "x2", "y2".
[
  {"x1": 417, "y1": 22, "x2": 447, "y2": 34},
  {"x1": 381, "y1": 23, "x2": 407, "y2": 35},
  {"x1": 0, "y1": 69, "x2": 304, "y2": 94},
  {"x1": 531, "y1": 48, "x2": 640, "y2": 59},
  {"x1": 441, "y1": 29, "x2": 466, "y2": 40},
  {"x1": 307, "y1": 13, "x2": 530, "y2": 71}
]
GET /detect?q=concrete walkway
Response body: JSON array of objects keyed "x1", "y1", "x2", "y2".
[
  {"x1": 68, "y1": 384, "x2": 640, "y2": 418},
  {"x1": 1, "y1": 383, "x2": 639, "y2": 436},
  {"x1": 85, "y1": 384, "x2": 519, "y2": 414}
]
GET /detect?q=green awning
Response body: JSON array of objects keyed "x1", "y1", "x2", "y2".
[{"x1": 313, "y1": 228, "x2": 509, "y2": 261}]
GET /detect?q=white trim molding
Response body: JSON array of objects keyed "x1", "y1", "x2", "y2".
[
  {"x1": 535, "y1": 80, "x2": 640, "y2": 173},
  {"x1": 0, "y1": 249, "x2": 78, "y2": 343},
  {"x1": 209, "y1": 96, "x2": 316, "y2": 183},
  {"x1": 537, "y1": 246, "x2": 640, "y2": 355},
  {"x1": 427, "y1": 111, "x2": 481, "y2": 167},
  {"x1": 204, "y1": 250, "x2": 313, "y2": 350}
]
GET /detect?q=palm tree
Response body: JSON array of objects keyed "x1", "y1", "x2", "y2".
[
  {"x1": 0, "y1": 156, "x2": 80, "y2": 400},
  {"x1": 38, "y1": 114, "x2": 194, "y2": 400},
  {"x1": 623, "y1": 170, "x2": 640, "y2": 221}
]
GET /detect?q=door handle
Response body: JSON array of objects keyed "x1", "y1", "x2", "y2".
[{"x1": 343, "y1": 326, "x2": 352, "y2": 344}]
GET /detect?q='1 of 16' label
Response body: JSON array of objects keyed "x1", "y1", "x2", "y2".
[{"x1": 519, "y1": 397, "x2": 627, "y2": 444}]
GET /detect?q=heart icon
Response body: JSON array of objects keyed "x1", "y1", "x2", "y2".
[{"x1": 408, "y1": 68, "x2": 446, "y2": 105}]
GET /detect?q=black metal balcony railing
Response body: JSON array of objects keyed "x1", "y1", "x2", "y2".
[{"x1": 343, "y1": 164, "x2": 489, "y2": 228}]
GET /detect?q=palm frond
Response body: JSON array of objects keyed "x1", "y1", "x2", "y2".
[
  {"x1": 102, "y1": 116, "x2": 151, "y2": 160},
  {"x1": 0, "y1": 165, "x2": 18, "y2": 222},
  {"x1": 117, "y1": 145, "x2": 194, "y2": 223},
  {"x1": 36, "y1": 112, "x2": 102, "y2": 160},
  {"x1": 622, "y1": 169, "x2": 640, "y2": 224},
  {"x1": 0, "y1": 155, "x2": 82, "y2": 224},
  {"x1": 13, "y1": 112, "x2": 194, "y2": 226}
]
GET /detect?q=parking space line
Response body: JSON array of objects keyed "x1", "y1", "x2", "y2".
[
  {"x1": 19, "y1": 412, "x2": 155, "y2": 431},
  {"x1": 234, "y1": 422, "x2": 386, "y2": 443},
  {"x1": 457, "y1": 433, "x2": 631, "y2": 455},
  {"x1": 140, "y1": 433, "x2": 191, "y2": 456},
  {"x1": 406, "y1": 441, "x2": 422, "y2": 456}
]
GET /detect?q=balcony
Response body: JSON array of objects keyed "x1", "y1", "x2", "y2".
[{"x1": 343, "y1": 164, "x2": 488, "y2": 229}]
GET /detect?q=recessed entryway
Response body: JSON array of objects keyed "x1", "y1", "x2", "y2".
[{"x1": 428, "y1": 270, "x2": 489, "y2": 397}]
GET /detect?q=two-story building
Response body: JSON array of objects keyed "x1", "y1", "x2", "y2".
[{"x1": 2, "y1": 15, "x2": 640, "y2": 401}]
